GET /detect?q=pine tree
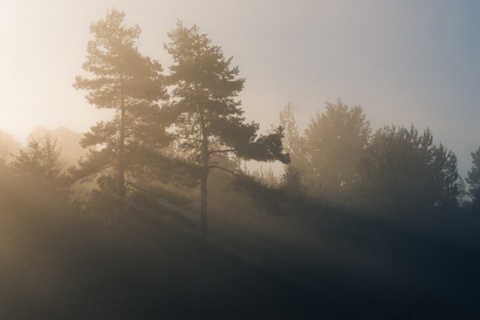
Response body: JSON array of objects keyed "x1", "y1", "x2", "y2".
[
  {"x1": 12, "y1": 135, "x2": 69, "y2": 212},
  {"x1": 279, "y1": 103, "x2": 308, "y2": 196},
  {"x1": 303, "y1": 100, "x2": 370, "y2": 199},
  {"x1": 467, "y1": 146, "x2": 480, "y2": 209},
  {"x1": 164, "y1": 22, "x2": 288, "y2": 242},
  {"x1": 73, "y1": 9, "x2": 167, "y2": 217},
  {"x1": 357, "y1": 125, "x2": 458, "y2": 214}
]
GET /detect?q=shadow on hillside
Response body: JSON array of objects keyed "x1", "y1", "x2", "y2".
[{"x1": 1, "y1": 176, "x2": 480, "y2": 319}]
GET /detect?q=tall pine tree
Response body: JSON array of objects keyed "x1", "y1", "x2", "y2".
[
  {"x1": 73, "y1": 9, "x2": 167, "y2": 217},
  {"x1": 164, "y1": 22, "x2": 288, "y2": 242}
]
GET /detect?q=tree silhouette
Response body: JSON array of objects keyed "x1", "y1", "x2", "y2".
[
  {"x1": 456, "y1": 176, "x2": 470, "y2": 208},
  {"x1": 279, "y1": 104, "x2": 308, "y2": 196},
  {"x1": 467, "y1": 146, "x2": 480, "y2": 210},
  {"x1": 303, "y1": 100, "x2": 370, "y2": 200},
  {"x1": 11, "y1": 135, "x2": 69, "y2": 212},
  {"x1": 164, "y1": 22, "x2": 288, "y2": 242},
  {"x1": 0, "y1": 129, "x2": 20, "y2": 163},
  {"x1": 357, "y1": 125, "x2": 458, "y2": 214},
  {"x1": 73, "y1": 9, "x2": 167, "y2": 217}
]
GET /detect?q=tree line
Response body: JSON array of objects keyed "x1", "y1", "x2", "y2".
[
  {"x1": 275, "y1": 101, "x2": 473, "y2": 216},
  {"x1": 1, "y1": 8, "x2": 479, "y2": 237},
  {"x1": 247, "y1": 98, "x2": 480, "y2": 219},
  {"x1": 13, "y1": 9, "x2": 286, "y2": 242}
]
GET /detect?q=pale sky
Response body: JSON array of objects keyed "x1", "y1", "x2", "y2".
[{"x1": 1, "y1": 0, "x2": 480, "y2": 176}]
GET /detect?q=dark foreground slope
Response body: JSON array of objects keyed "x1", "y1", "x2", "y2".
[{"x1": 1, "y1": 177, "x2": 480, "y2": 319}]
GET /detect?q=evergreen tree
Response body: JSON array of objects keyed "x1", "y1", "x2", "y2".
[
  {"x1": 0, "y1": 129, "x2": 20, "y2": 163},
  {"x1": 164, "y1": 22, "x2": 288, "y2": 241},
  {"x1": 303, "y1": 99, "x2": 370, "y2": 200},
  {"x1": 456, "y1": 176, "x2": 471, "y2": 208},
  {"x1": 357, "y1": 125, "x2": 458, "y2": 214},
  {"x1": 467, "y1": 146, "x2": 480, "y2": 210},
  {"x1": 11, "y1": 135, "x2": 69, "y2": 211},
  {"x1": 279, "y1": 104, "x2": 308, "y2": 196},
  {"x1": 73, "y1": 9, "x2": 167, "y2": 217},
  {"x1": 279, "y1": 103, "x2": 303, "y2": 158}
]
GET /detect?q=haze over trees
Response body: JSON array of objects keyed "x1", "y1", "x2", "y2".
[
  {"x1": 303, "y1": 100, "x2": 370, "y2": 200},
  {"x1": 29, "y1": 126, "x2": 87, "y2": 166},
  {"x1": 12, "y1": 135, "x2": 70, "y2": 212},
  {"x1": 0, "y1": 129, "x2": 21, "y2": 163},
  {"x1": 2, "y1": 7, "x2": 480, "y2": 319},
  {"x1": 276, "y1": 102, "x2": 462, "y2": 216}
]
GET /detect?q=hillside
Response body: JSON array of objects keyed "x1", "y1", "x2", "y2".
[{"x1": 1, "y1": 170, "x2": 480, "y2": 319}]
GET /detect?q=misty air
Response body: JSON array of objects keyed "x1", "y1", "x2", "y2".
[{"x1": 1, "y1": 2, "x2": 480, "y2": 319}]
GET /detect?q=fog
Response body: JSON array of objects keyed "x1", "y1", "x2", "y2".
[
  {"x1": 1, "y1": 3, "x2": 480, "y2": 319},
  {"x1": 1, "y1": 123, "x2": 479, "y2": 318}
]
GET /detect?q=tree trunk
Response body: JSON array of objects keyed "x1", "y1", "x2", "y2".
[
  {"x1": 118, "y1": 97, "x2": 126, "y2": 220},
  {"x1": 200, "y1": 165, "x2": 208, "y2": 244},
  {"x1": 199, "y1": 104, "x2": 209, "y2": 246}
]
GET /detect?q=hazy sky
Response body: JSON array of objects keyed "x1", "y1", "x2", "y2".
[{"x1": 1, "y1": 0, "x2": 480, "y2": 176}]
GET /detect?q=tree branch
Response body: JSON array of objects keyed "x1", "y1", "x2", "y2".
[
  {"x1": 208, "y1": 164, "x2": 239, "y2": 178},
  {"x1": 209, "y1": 148, "x2": 236, "y2": 155}
]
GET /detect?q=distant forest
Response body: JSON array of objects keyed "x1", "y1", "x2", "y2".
[{"x1": 1, "y1": 8, "x2": 480, "y2": 319}]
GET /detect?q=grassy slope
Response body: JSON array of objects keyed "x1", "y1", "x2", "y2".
[{"x1": 1, "y1": 173, "x2": 480, "y2": 319}]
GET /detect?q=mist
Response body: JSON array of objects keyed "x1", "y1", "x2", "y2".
[{"x1": 1, "y1": 4, "x2": 480, "y2": 319}]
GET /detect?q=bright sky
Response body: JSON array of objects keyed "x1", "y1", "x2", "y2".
[{"x1": 1, "y1": 0, "x2": 480, "y2": 176}]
